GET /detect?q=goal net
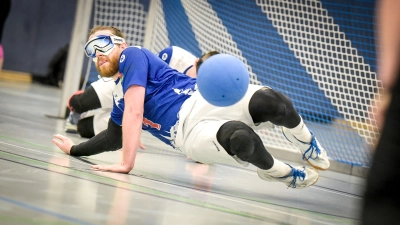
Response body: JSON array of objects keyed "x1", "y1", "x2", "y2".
[{"x1": 91, "y1": 0, "x2": 380, "y2": 167}]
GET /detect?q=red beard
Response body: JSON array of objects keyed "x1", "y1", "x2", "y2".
[{"x1": 96, "y1": 53, "x2": 120, "y2": 78}]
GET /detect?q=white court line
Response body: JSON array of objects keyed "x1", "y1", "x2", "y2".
[
  {"x1": 4, "y1": 136, "x2": 361, "y2": 199},
  {"x1": 0, "y1": 140, "x2": 355, "y2": 223},
  {"x1": 2, "y1": 138, "x2": 362, "y2": 200}
]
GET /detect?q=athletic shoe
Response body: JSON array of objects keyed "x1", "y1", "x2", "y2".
[
  {"x1": 64, "y1": 112, "x2": 80, "y2": 134},
  {"x1": 257, "y1": 165, "x2": 319, "y2": 189},
  {"x1": 282, "y1": 127, "x2": 330, "y2": 170}
]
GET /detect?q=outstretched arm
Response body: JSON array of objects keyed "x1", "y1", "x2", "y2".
[
  {"x1": 91, "y1": 85, "x2": 145, "y2": 173},
  {"x1": 52, "y1": 118, "x2": 122, "y2": 155}
]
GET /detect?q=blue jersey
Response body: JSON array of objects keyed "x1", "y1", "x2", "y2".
[{"x1": 111, "y1": 46, "x2": 197, "y2": 146}]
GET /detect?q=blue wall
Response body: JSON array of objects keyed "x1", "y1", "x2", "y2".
[{"x1": 2, "y1": 0, "x2": 77, "y2": 77}]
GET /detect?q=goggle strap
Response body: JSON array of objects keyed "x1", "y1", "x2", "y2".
[{"x1": 111, "y1": 36, "x2": 125, "y2": 45}]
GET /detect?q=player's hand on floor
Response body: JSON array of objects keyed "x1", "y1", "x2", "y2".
[
  {"x1": 52, "y1": 134, "x2": 74, "y2": 155},
  {"x1": 90, "y1": 164, "x2": 131, "y2": 174}
]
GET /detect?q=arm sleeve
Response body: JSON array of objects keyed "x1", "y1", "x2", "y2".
[
  {"x1": 70, "y1": 118, "x2": 122, "y2": 156},
  {"x1": 69, "y1": 86, "x2": 102, "y2": 113}
]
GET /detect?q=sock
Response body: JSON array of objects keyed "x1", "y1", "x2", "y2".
[
  {"x1": 262, "y1": 158, "x2": 292, "y2": 177},
  {"x1": 288, "y1": 117, "x2": 312, "y2": 143}
]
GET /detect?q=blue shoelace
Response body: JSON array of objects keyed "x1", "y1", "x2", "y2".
[
  {"x1": 287, "y1": 166, "x2": 306, "y2": 188},
  {"x1": 303, "y1": 135, "x2": 321, "y2": 161},
  {"x1": 282, "y1": 129, "x2": 321, "y2": 161}
]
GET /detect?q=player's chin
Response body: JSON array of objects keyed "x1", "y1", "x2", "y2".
[
  {"x1": 99, "y1": 63, "x2": 119, "y2": 78},
  {"x1": 98, "y1": 68, "x2": 115, "y2": 78}
]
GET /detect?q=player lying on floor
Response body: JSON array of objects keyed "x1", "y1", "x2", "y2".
[
  {"x1": 53, "y1": 25, "x2": 330, "y2": 189},
  {"x1": 65, "y1": 46, "x2": 198, "y2": 138}
]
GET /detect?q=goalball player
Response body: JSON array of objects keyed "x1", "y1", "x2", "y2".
[
  {"x1": 65, "y1": 46, "x2": 199, "y2": 138},
  {"x1": 53, "y1": 26, "x2": 330, "y2": 189}
]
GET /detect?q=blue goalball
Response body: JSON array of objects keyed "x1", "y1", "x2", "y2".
[{"x1": 197, "y1": 54, "x2": 250, "y2": 107}]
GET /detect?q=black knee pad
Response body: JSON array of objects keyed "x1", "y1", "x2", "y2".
[
  {"x1": 217, "y1": 121, "x2": 274, "y2": 168},
  {"x1": 77, "y1": 117, "x2": 95, "y2": 138},
  {"x1": 217, "y1": 121, "x2": 256, "y2": 158},
  {"x1": 230, "y1": 129, "x2": 255, "y2": 161},
  {"x1": 249, "y1": 88, "x2": 300, "y2": 127}
]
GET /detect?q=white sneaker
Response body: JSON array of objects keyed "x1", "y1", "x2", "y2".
[
  {"x1": 257, "y1": 165, "x2": 319, "y2": 189},
  {"x1": 65, "y1": 122, "x2": 78, "y2": 133},
  {"x1": 282, "y1": 127, "x2": 330, "y2": 170},
  {"x1": 64, "y1": 112, "x2": 80, "y2": 134}
]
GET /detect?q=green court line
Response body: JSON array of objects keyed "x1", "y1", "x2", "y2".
[
  {"x1": 91, "y1": 158, "x2": 356, "y2": 224},
  {"x1": 0, "y1": 150, "x2": 278, "y2": 223},
  {"x1": 0, "y1": 135, "x2": 54, "y2": 150},
  {"x1": 0, "y1": 136, "x2": 356, "y2": 224}
]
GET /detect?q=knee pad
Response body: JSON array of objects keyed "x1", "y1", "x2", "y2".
[
  {"x1": 230, "y1": 129, "x2": 255, "y2": 161},
  {"x1": 217, "y1": 121, "x2": 274, "y2": 167},
  {"x1": 77, "y1": 117, "x2": 95, "y2": 138},
  {"x1": 217, "y1": 121, "x2": 256, "y2": 159},
  {"x1": 249, "y1": 88, "x2": 300, "y2": 126}
]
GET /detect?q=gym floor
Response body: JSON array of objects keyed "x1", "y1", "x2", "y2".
[{"x1": 0, "y1": 79, "x2": 364, "y2": 225}]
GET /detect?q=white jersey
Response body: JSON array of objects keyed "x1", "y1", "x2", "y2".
[
  {"x1": 80, "y1": 77, "x2": 115, "y2": 134},
  {"x1": 174, "y1": 84, "x2": 274, "y2": 167},
  {"x1": 157, "y1": 46, "x2": 197, "y2": 74}
]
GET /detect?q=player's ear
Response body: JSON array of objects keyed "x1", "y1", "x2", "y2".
[{"x1": 120, "y1": 42, "x2": 128, "y2": 49}]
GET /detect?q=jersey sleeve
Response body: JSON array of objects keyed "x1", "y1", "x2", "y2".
[{"x1": 118, "y1": 47, "x2": 149, "y2": 93}]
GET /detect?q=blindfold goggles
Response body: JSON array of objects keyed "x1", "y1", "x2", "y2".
[{"x1": 84, "y1": 35, "x2": 125, "y2": 58}]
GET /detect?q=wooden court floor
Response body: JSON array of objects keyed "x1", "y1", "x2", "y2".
[{"x1": 0, "y1": 79, "x2": 365, "y2": 225}]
